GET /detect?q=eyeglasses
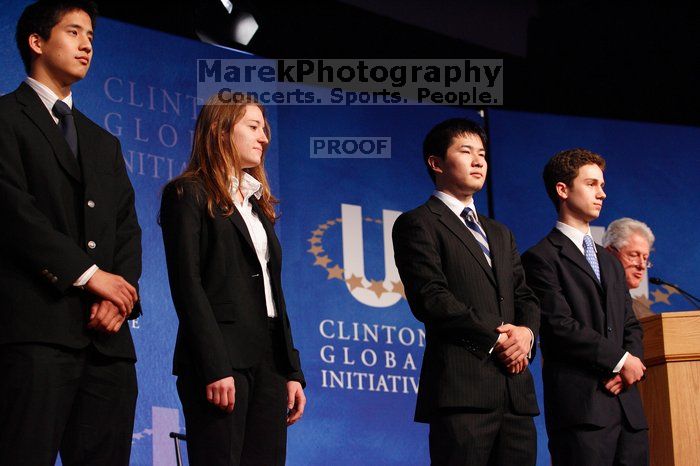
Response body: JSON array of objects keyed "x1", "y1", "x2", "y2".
[{"x1": 613, "y1": 248, "x2": 653, "y2": 269}]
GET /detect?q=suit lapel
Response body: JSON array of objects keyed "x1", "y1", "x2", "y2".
[
  {"x1": 16, "y1": 82, "x2": 82, "y2": 182},
  {"x1": 250, "y1": 198, "x2": 284, "y2": 311},
  {"x1": 226, "y1": 197, "x2": 281, "y2": 273},
  {"x1": 427, "y1": 197, "x2": 496, "y2": 286},
  {"x1": 599, "y1": 250, "x2": 618, "y2": 312},
  {"x1": 228, "y1": 206, "x2": 255, "y2": 252},
  {"x1": 250, "y1": 197, "x2": 281, "y2": 271},
  {"x1": 549, "y1": 228, "x2": 603, "y2": 291},
  {"x1": 480, "y1": 216, "x2": 506, "y2": 289},
  {"x1": 73, "y1": 108, "x2": 99, "y2": 187}
]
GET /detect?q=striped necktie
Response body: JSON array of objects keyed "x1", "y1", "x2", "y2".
[
  {"x1": 461, "y1": 207, "x2": 491, "y2": 266},
  {"x1": 583, "y1": 234, "x2": 601, "y2": 282}
]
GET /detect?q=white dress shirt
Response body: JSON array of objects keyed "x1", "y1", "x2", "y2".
[
  {"x1": 432, "y1": 190, "x2": 478, "y2": 222},
  {"x1": 25, "y1": 76, "x2": 73, "y2": 122},
  {"x1": 25, "y1": 77, "x2": 98, "y2": 287},
  {"x1": 230, "y1": 173, "x2": 277, "y2": 318},
  {"x1": 555, "y1": 221, "x2": 595, "y2": 256},
  {"x1": 555, "y1": 221, "x2": 628, "y2": 373}
]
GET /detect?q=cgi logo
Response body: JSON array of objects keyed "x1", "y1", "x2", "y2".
[
  {"x1": 308, "y1": 204, "x2": 404, "y2": 308},
  {"x1": 310, "y1": 137, "x2": 391, "y2": 159}
]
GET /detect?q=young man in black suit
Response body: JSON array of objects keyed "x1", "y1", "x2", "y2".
[
  {"x1": 0, "y1": 1, "x2": 141, "y2": 464},
  {"x1": 392, "y1": 118, "x2": 540, "y2": 465},
  {"x1": 522, "y1": 149, "x2": 648, "y2": 466}
]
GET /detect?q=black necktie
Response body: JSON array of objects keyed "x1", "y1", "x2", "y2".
[{"x1": 52, "y1": 100, "x2": 78, "y2": 157}]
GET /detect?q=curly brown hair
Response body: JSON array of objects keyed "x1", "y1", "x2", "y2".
[{"x1": 543, "y1": 148, "x2": 606, "y2": 211}]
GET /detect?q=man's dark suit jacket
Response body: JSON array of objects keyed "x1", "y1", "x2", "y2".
[
  {"x1": 160, "y1": 179, "x2": 304, "y2": 386},
  {"x1": 0, "y1": 82, "x2": 141, "y2": 360},
  {"x1": 522, "y1": 228, "x2": 647, "y2": 431},
  {"x1": 392, "y1": 196, "x2": 540, "y2": 423}
]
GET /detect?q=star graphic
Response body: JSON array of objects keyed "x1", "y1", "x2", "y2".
[
  {"x1": 307, "y1": 245, "x2": 324, "y2": 255},
  {"x1": 374, "y1": 219, "x2": 383, "y2": 224},
  {"x1": 327, "y1": 220, "x2": 336, "y2": 225},
  {"x1": 314, "y1": 255, "x2": 332, "y2": 267},
  {"x1": 368, "y1": 279, "x2": 387, "y2": 298},
  {"x1": 661, "y1": 284, "x2": 679, "y2": 296},
  {"x1": 391, "y1": 280, "x2": 405, "y2": 298},
  {"x1": 312, "y1": 229, "x2": 324, "y2": 236},
  {"x1": 364, "y1": 217, "x2": 373, "y2": 222},
  {"x1": 635, "y1": 295, "x2": 653, "y2": 309},
  {"x1": 346, "y1": 274, "x2": 364, "y2": 290},
  {"x1": 307, "y1": 237, "x2": 321, "y2": 245},
  {"x1": 319, "y1": 224, "x2": 329, "y2": 230},
  {"x1": 335, "y1": 218, "x2": 342, "y2": 222},
  {"x1": 326, "y1": 264, "x2": 344, "y2": 280},
  {"x1": 133, "y1": 433, "x2": 143, "y2": 440},
  {"x1": 652, "y1": 289, "x2": 671, "y2": 305}
]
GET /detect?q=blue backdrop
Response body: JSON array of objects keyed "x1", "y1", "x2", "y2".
[{"x1": 1, "y1": 2, "x2": 698, "y2": 465}]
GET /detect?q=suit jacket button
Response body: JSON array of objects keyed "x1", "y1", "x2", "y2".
[
  {"x1": 41, "y1": 269, "x2": 49, "y2": 275},
  {"x1": 607, "y1": 326, "x2": 613, "y2": 333},
  {"x1": 87, "y1": 200, "x2": 95, "y2": 208},
  {"x1": 51, "y1": 276, "x2": 58, "y2": 284},
  {"x1": 499, "y1": 296, "x2": 504, "y2": 302},
  {"x1": 87, "y1": 241, "x2": 96, "y2": 249}
]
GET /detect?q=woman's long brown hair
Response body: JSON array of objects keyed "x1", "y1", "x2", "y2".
[{"x1": 174, "y1": 92, "x2": 278, "y2": 222}]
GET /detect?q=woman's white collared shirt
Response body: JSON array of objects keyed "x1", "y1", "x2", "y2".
[{"x1": 230, "y1": 173, "x2": 277, "y2": 318}]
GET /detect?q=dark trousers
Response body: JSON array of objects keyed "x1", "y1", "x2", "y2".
[
  {"x1": 0, "y1": 343, "x2": 137, "y2": 466},
  {"x1": 429, "y1": 390, "x2": 536, "y2": 466},
  {"x1": 548, "y1": 401, "x2": 649, "y2": 466},
  {"x1": 178, "y1": 319, "x2": 289, "y2": 466}
]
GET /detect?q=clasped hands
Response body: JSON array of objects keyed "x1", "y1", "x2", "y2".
[
  {"x1": 602, "y1": 354, "x2": 646, "y2": 396},
  {"x1": 493, "y1": 323, "x2": 532, "y2": 375},
  {"x1": 84, "y1": 269, "x2": 139, "y2": 333}
]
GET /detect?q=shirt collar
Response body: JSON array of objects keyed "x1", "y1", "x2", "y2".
[
  {"x1": 432, "y1": 190, "x2": 478, "y2": 221},
  {"x1": 230, "y1": 171, "x2": 263, "y2": 202},
  {"x1": 25, "y1": 77, "x2": 73, "y2": 115},
  {"x1": 555, "y1": 221, "x2": 596, "y2": 254}
]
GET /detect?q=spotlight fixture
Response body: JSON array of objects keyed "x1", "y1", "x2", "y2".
[{"x1": 195, "y1": 0, "x2": 259, "y2": 48}]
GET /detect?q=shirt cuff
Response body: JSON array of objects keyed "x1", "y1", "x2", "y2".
[
  {"x1": 613, "y1": 352, "x2": 629, "y2": 373},
  {"x1": 526, "y1": 327, "x2": 535, "y2": 359},
  {"x1": 488, "y1": 321, "x2": 505, "y2": 354},
  {"x1": 488, "y1": 336, "x2": 499, "y2": 354},
  {"x1": 73, "y1": 264, "x2": 99, "y2": 287}
]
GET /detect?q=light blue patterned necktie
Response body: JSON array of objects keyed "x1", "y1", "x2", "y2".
[
  {"x1": 583, "y1": 234, "x2": 600, "y2": 282},
  {"x1": 461, "y1": 207, "x2": 492, "y2": 266}
]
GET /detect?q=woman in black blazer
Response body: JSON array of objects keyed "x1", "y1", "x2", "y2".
[{"x1": 160, "y1": 92, "x2": 305, "y2": 466}]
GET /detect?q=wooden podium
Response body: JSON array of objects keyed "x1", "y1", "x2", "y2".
[{"x1": 638, "y1": 310, "x2": 700, "y2": 466}]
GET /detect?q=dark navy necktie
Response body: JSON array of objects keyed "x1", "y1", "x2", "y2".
[{"x1": 52, "y1": 100, "x2": 78, "y2": 157}]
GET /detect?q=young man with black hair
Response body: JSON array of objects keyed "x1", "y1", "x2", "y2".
[
  {"x1": 522, "y1": 149, "x2": 648, "y2": 465},
  {"x1": 0, "y1": 1, "x2": 141, "y2": 464},
  {"x1": 392, "y1": 118, "x2": 540, "y2": 465}
]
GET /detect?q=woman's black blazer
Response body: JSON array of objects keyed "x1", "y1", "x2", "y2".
[{"x1": 160, "y1": 179, "x2": 304, "y2": 385}]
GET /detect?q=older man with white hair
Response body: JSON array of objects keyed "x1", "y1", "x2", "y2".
[{"x1": 603, "y1": 218, "x2": 656, "y2": 319}]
